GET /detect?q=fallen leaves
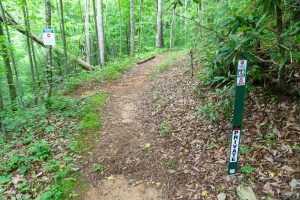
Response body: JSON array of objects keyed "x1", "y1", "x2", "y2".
[
  {"x1": 134, "y1": 55, "x2": 300, "y2": 199},
  {"x1": 106, "y1": 175, "x2": 115, "y2": 181}
]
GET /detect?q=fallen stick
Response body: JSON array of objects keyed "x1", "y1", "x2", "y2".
[{"x1": 137, "y1": 56, "x2": 156, "y2": 65}]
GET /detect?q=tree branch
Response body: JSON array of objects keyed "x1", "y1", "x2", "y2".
[{"x1": 0, "y1": 12, "x2": 95, "y2": 71}]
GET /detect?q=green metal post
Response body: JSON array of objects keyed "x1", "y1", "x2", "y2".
[{"x1": 228, "y1": 60, "x2": 248, "y2": 175}]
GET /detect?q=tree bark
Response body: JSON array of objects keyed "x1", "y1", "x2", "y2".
[
  {"x1": 201, "y1": 0, "x2": 204, "y2": 35},
  {"x1": 197, "y1": 3, "x2": 200, "y2": 33},
  {"x1": 138, "y1": 0, "x2": 142, "y2": 51},
  {"x1": 22, "y1": 0, "x2": 37, "y2": 96},
  {"x1": 156, "y1": 0, "x2": 163, "y2": 48},
  {"x1": 0, "y1": 23, "x2": 17, "y2": 108},
  {"x1": 118, "y1": 0, "x2": 122, "y2": 55},
  {"x1": 0, "y1": 11, "x2": 95, "y2": 71},
  {"x1": 85, "y1": 0, "x2": 91, "y2": 64},
  {"x1": 130, "y1": 0, "x2": 135, "y2": 57},
  {"x1": 59, "y1": 0, "x2": 68, "y2": 67},
  {"x1": 0, "y1": 74, "x2": 4, "y2": 135},
  {"x1": 170, "y1": 8, "x2": 175, "y2": 49},
  {"x1": 92, "y1": 0, "x2": 100, "y2": 65},
  {"x1": 24, "y1": 0, "x2": 39, "y2": 84},
  {"x1": 276, "y1": 4, "x2": 285, "y2": 89},
  {"x1": 184, "y1": 0, "x2": 188, "y2": 42},
  {"x1": 45, "y1": 0, "x2": 53, "y2": 98},
  {"x1": 97, "y1": 0, "x2": 105, "y2": 66},
  {"x1": 0, "y1": 0, "x2": 23, "y2": 105}
]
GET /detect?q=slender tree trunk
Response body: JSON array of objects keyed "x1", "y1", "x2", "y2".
[
  {"x1": 118, "y1": 0, "x2": 122, "y2": 55},
  {"x1": 277, "y1": 4, "x2": 285, "y2": 88},
  {"x1": 24, "y1": 0, "x2": 39, "y2": 84},
  {"x1": 126, "y1": 24, "x2": 129, "y2": 55},
  {"x1": 170, "y1": 8, "x2": 175, "y2": 49},
  {"x1": 0, "y1": 23, "x2": 17, "y2": 108},
  {"x1": 85, "y1": 0, "x2": 91, "y2": 64},
  {"x1": 0, "y1": 74, "x2": 4, "y2": 135},
  {"x1": 92, "y1": 0, "x2": 100, "y2": 65},
  {"x1": 130, "y1": 0, "x2": 135, "y2": 57},
  {"x1": 138, "y1": 0, "x2": 142, "y2": 51},
  {"x1": 201, "y1": 0, "x2": 204, "y2": 35},
  {"x1": 22, "y1": 0, "x2": 37, "y2": 98},
  {"x1": 97, "y1": 0, "x2": 105, "y2": 66},
  {"x1": 78, "y1": 0, "x2": 84, "y2": 22},
  {"x1": 45, "y1": 0, "x2": 53, "y2": 98},
  {"x1": 0, "y1": 0, "x2": 23, "y2": 105},
  {"x1": 59, "y1": 0, "x2": 68, "y2": 67},
  {"x1": 184, "y1": 0, "x2": 188, "y2": 42},
  {"x1": 197, "y1": 3, "x2": 200, "y2": 33},
  {"x1": 156, "y1": 0, "x2": 163, "y2": 48}
]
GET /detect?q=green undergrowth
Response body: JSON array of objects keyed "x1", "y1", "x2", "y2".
[
  {"x1": 148, "y1": 50, "x2": 186, "y2": 80},
  {"x1": 37, "y1": 93, "x2": 107, "y2": 200},
  {"x1": 66, "y1": 49, "x2": 169, "y2": 93},
  {"x1": 0, "y1": 92, "x2": 107, "y2": 199},
  {"x1": 78, "y1": 93, "x2": 107, "y2": 131},
  {"x1": 0, "y1": 49, "x2": 171, "y2": 199}
]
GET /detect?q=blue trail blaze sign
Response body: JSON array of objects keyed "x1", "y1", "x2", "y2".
[{"x1": 228, "y1": 60, "x2": 248, "y2": 175}]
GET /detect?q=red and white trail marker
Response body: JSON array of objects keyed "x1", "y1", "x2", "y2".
[{"x1": 42, "y1": 29, "x2": 56, "y2": 46}]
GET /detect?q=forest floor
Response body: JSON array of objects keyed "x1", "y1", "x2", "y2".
[{"x1": 71, "y1": 52, "x2": 300, "y2": 200}]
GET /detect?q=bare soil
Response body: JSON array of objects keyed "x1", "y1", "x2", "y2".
[{"x1": 75, "y1": 53, "x2": 172, "y2": 200}]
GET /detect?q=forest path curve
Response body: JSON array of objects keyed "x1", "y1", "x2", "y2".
[{"x1": 79, "y1": 53, "x2": 172, "y2": 200}]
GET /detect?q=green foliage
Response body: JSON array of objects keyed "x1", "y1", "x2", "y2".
[
  {"x1": 197, "y1": 85, "x2": 234, "y2": 124},
  {"x1": 241, "y1": 165, "x2": 256, "y2": 177},
  {"x1": 164, "y1": 160, "x2": 176, "y2": 170},
  {"x1": 92, "y1": 163, "x2": 103, "y2": 173},
  {"x1": 79, "y1": 93, "x2": 107, "y2": 131},
  {"x1": 149, "y1": 51, "x2": 185, "y2": 79},
  {"x1": 240, "y1": 146, "x2": 250, "y2": 155},
  {"x1": 159, "y1": 121, "x2": 171, "y2": 135},
  {"x1": 264, "y1": 132, "x2": 278, "y2": 148},
  {"x1": 207, "y1": 142, "x2": 218, "y2": 149},
  {"x1": 28, "y1": 141, "x2": 52, "y2": 160}
]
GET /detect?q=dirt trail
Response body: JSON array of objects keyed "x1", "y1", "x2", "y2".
[{"x1": 81, "y1": 53, "x2": 171, "y2": 200}]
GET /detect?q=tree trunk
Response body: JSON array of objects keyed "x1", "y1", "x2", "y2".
[
  {"x1": 170, "y1": 8, "x2": 175, "y2": 49},
  {"x1": 85, "y1": 0, "x2": 91, "y2": 64},
  {"x1": 97, "y1": 0, "x2": 105, "y2": 66},
  {"x1": 156, "y1": 0, "x2": 163, "y2": 48},
  {"x1": 201, "y1": 0, "x2": 204, "y2": 35},
  {"x1": 130, "y1": 0, "x2": 135, "y2": 57},
  {"x1": 92, "y1": 0, "x2": 100, "y2": 65},
  {"x1": 0, "y1": 75, "x2": 4, "y2": 135},
  {"x1": 197, "y1": 3, "x2": 200, "y2": 33},
  {"x1": 118, "y1": 0, "x2": 122, "y2": 55},
  {"x1": 24, "y1": 0, "x2": 39, "y2": 84},
  {"x1": 78, "y1": 0, "x2": 84, "y2": 23},
  {"x1": 45, "y1": 0, "x2": 53, "y2": 98},
  {"x1": 59, "y1": 0, "x2": 68, "y2": 67},
  {"x1": 184, "y1": 0, "x2": 188, "y2": 42},
  {"x1": 276, "y1": 4, "x2": 285, "y2": 89},
  {"x1": 138, "y1": 0, "x2": 142, "y2": 51},
  {"x1": 0, "y1": 11, "x2": 95, "y2": 71},
  {"x1": 0, "y1": 23, "x2": 17, "y2": 108},
  {"x1": 0, "y1": 0, "x2": 23, "y2": 105},
  {"x1": 22, "y1": 0, "x2": 37, "y2": 97}
]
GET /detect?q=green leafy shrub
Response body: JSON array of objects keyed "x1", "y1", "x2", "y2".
[
  {"x1": 197, "y1": 85, "x2": 234, "y2": 124},
  {"x1": 241, "y1": 165, "x2": 255, "y2": 177},
  {"x1": 28, "y1": 141, "x2": 52, "y2": 160},
  {"x1": 159, "y1": 121, "x2": 171, "y2": 135},
  {"x1": 240, "y1": 146, "x2": 250, "y2": 155}
]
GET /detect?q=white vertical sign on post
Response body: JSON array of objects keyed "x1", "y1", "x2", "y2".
[{"x1": 42, "y1": 29, "x2": 56, "y2": 46}]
